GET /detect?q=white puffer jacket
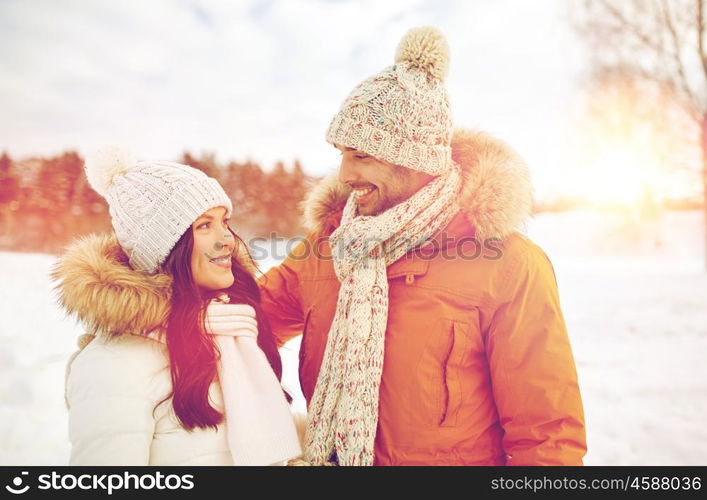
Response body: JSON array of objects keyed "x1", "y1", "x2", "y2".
[
  {"x1": 53, "y1": 233, "x2": 303, "y2": 466},
  {"x1": 66, "y1": 332, "x2": 233, "y2": 465}
]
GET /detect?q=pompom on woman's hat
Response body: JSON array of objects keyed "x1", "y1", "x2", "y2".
[
  {"x1": 326, "y1": 26, "x2": 454, "y2": 176},
  {"x1": 84, "y1": 146, "x2": 232, "y2": 274}
]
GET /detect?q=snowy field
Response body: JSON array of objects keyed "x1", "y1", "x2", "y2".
[{"x1": 1, "y1": 209, "x2": 705, "y2": 465}]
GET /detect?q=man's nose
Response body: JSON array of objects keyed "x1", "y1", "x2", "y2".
[{"x1": 338, "y1": 156, "x2": 359, "y2": 185}]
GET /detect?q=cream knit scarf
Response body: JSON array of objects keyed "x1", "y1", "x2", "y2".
[
  {"x1": 205, "y1": 298, "x2": 302, "y2": 466},
  {"x1": 304, "y1": 164, "x2": 461, "y2": 466}
]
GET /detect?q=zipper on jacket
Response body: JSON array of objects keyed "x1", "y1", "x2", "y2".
[{"x1": 405, "y1": 273, "x2": 415, "y2": 285}]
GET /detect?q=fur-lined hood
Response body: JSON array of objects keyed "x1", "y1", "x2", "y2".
[
  {"x1": 303, "y1": 128, "x2": 533, "y2": 241},
  {"x1": 51, "y1": 233, "x2": 172, "y2": 339},
  {"x1": 51, "y1": 233, "x2": 257, "y2": 338}
]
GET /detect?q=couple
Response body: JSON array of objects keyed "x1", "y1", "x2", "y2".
[{"x1": 52, "y1": 27, "x2": 586, "y2": 466}]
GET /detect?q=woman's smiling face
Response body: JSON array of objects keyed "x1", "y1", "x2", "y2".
[{"x1": 190, "y1": 206, "x2": 235, "y2": 291}]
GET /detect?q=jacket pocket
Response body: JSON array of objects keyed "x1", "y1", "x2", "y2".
[
  {"x1": 417, "y1": 316, "x2": 477, "y2": 428},
  {"x1": 439, "y1": 320, "x2": 474, "y2": 428}
]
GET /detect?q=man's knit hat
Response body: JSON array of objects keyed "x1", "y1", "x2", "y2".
[
  {"x1": 84, "y1": 146, "x2": 233, "y2": 274},
  {"x1": 326, "y1": 26, "x2": 453, "y2": 176}
]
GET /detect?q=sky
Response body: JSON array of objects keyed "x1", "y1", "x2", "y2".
[{"x1": 1, "y1": 0, "x2": 591, "y2": 201}]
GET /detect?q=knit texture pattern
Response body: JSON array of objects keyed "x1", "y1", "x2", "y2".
[
  {"x1": 326, "y1": 27, "x2": 453, "y2": 176},
  {"x1": 303, "y1": 162, "x2": 462, "y2": 466},
  {"x1": 102, "y1": 161, "x2": 232, "y2": 274}
]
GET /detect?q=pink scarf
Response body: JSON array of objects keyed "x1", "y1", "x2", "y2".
[{"x1": 204, "y1": 297, "x2": 302, "y2": 465}]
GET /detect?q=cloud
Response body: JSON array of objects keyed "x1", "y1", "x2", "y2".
[{"x1": 0, "y1": 0, "x2": 584, "y2": 199}]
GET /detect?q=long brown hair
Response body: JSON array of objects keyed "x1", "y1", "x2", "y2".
[{"x1": 160, "y1": 226, "x2": 284, "y2": 430}]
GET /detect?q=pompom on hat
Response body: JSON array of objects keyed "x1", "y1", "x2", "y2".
[
  {"x1": 84, "y1": 146, "x2": 233, "y2": 274},
  {"x1": 326, "y1": 26, "x2": 453, "y2": 176},
  {"x1": 394, "y1": 26, "x2": 450, "y2": 81}
]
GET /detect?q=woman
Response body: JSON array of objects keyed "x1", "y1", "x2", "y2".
[{"x1": 52, "y1": 147, "x2": 302, "y2": 465}]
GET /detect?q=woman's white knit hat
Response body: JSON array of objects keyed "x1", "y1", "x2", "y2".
[
  {"x1": 326, "y1": 26, "x2": 453, "y2": 176},
  {"x1": 84, "y1": 146, "x2": 233, "y2": 274}
]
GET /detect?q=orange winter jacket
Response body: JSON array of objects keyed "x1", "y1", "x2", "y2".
[{"x1": 258, "y1": 129, "x2": 587, "y2": 465}]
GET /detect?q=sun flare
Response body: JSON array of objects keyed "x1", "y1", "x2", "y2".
[
  {"x1": 566, "y1": 77, "x2": 697, "y2": 209},
  {"x1": 582, "y1": 146, "x2": 649, "y2": 206}
]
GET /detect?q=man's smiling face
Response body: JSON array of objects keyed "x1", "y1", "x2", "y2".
[{"x1": 335, "y1": 144, "x2": 434, "y2": 216}]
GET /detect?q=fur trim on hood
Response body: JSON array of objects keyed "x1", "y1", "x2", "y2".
[
  {"x1": 51, "y1": 232, "x2": 258, "y2": 337},
  {"x1": 51, "y1": 233, "x2": 172, "y2": 338},
  {"x1": 303, "y1": 128, "x2": 533, "y2": 241}
]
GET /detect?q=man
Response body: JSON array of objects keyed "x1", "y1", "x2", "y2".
[{"x1": 259, "y1": 27, "x2": 586, "y2": 466}]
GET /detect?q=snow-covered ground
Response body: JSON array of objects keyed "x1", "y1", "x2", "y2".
[{"x1": 1, "y1": 209, "x2": 705, "y2": 465}]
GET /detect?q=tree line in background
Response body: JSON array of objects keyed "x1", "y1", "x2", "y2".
[
  {"x1": 0, "y1": 145, "x2": 702, "y2": 256},
  {"x1": 0, "y1": 150, "x2": 312, "y2": 254}
]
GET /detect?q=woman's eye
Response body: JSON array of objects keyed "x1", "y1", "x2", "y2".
[
  {"x1": 197, "y1": 222, "x2": 209, "y2": 229},
  {"x1": 355, "y1": 154, "x2": 369, "y2": 160}
]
